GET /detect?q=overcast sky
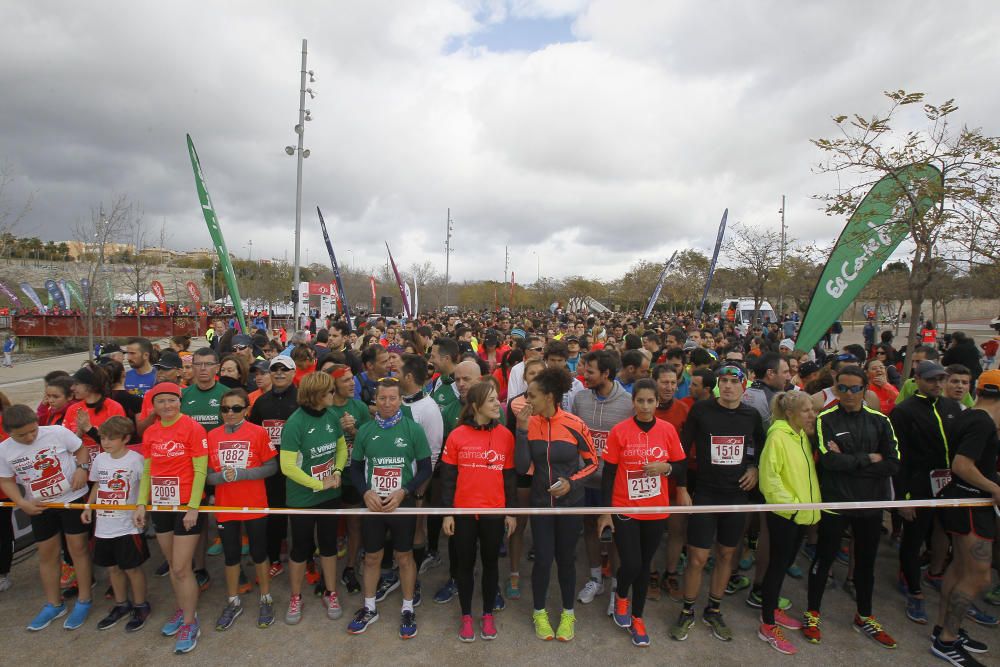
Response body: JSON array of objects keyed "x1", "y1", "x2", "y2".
[{"x1": 1, "y1": 0, "x2": 997, "y2": 283}]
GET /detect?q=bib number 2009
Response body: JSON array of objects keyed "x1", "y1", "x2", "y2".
[{"x1": 151, "y1": 476, "x2": 180, "y2": 505}]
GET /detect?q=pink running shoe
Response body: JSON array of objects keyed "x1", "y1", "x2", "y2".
[
  {"x1": 459, "y1": 614, "x2": 475, "y2": 642},
  {"x1": 759, "y1": 623, "x2": 798, "y2": 655}
]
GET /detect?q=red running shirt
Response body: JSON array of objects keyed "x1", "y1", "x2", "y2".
[
  {"x1": 142, "y1": 415, "x2": 208, "y2": 506},
  {"x1": 441, "y1": 424, "x2": 515, "y2": 509},
  {"x1": 604, "y1": 417, "x2": 685, "y2": 520},
  {"x1": 64, "y1": 399, "x2": 126, "y2": 465},
  {"x1": 207, "y1": 421, "x2": 275, "y2": 522}
]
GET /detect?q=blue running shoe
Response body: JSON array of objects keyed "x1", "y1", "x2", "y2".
[
  {"x1": 399, "y1": 610, "x2": 417, "y2": 639},
  {"x1": 27, "y1": 603, "x2": 66, "y2": 631},
  {"x1": 494, "y1": 591, "x2": 505, "y2": 612},
  {"x1": 174, "y1": 619, "x2": 200, "y2": 654},
  {"x1": 630, "y1": 617, "x2": 650, "y2": 647},
  {"x1": 161, "y1": 608, "x2": 185, "y2": 637},
  {"x1": 967, "y1": 604, "x2": 999, "y2": 627},
  {"x1": 413, "y1": 581, "x2": 422, "y2": 608},
  {"x1": 612, "y1": 595, "x2": 631, "y2": 629},
  {"x1": 434, "y1": 579, "x2": 457, "y2": 604},
  {"x1": 347, "y1": 607, "x2": 379, "y2": 634},
  {"x1": 905, "y1": 596, "x2": 928, "y2": 624},
  {"x1": 375, "y1": 572, "x2": 400, "y2": 603},
  {"x1": 63, "y1": 599, "x2": 93, "y2": 630}
]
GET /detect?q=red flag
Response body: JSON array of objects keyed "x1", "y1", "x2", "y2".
[
  {"x1": 369, "y1": 274, "x2": 377, "y2": 312},
  {"x1": 150, "y1": 280, "x2": 167, "y2": 315},
  {"x1": 384, "y1": 242, "x2": 412, "y2": 319},
  {"x1": 185, "y1": 281, "x2": 203, "y2": 312}
]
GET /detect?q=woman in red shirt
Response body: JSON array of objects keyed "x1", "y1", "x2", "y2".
[
  {"x1": 206, "y1": 389, "x2": 277, "y2": 630},
  {"x1": 133, "y1": 382, "x2": 208, "y2": 654},
  {"x1": 598, "y1": 378, "x2": 688, "y2": 648},
  {"x1": 864, "y1": 358, "x2": 898, "y2": 415},
  {"x1": 64, "y1": 364, "x2": 126, "y2": 465},
  {"x1": 441, "y1": 382, "x2": 516, "y2": 643}
]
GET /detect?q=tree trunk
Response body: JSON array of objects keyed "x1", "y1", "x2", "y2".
[{"x1": 941, "y1": 301, "x2": 949, "y2": 333}]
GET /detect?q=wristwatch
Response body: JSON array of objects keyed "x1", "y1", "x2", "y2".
[{"x1": 79, "y1": 462, "x2": 91, "y2": 472}]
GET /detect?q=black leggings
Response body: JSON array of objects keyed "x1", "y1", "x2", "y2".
[
  {"x1": 899, "y1": 506, "x2": 935, "y2": 596},
  {"x1": 612, "y1": 515, "x2": 666, "y2": 619},
  {"x1": 453, "y1": 516, "x2": 505, "y2": 616},
  {"x1": 531, "y1": 514, "x2": 582, "y2": 611},
  {"x1": 289, "y1": 500, "x2": 340, "y2": 563},
  {"x1": 807, "y1": 512, "x2": 882, "y2": 617},
  {"x1": 762, "y1": 513, "x2": 804, "y2": 624},
  {"x1": 219, "y1": 517, "x2": 268, "y2": 566},
  {"x1": 0, "y1": 506, "x2": 12, "y2": 575},
  {"x1": 265, "y1": 472, "x2": 287, "y2": 564}
]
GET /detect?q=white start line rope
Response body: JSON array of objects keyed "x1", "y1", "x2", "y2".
[{"x1": 1, "y1": 497, "x2": 995, "y2": 516}]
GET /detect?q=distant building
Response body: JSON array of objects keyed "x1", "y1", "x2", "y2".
[{"x1": 65, "y1": 240, "x2": 135, "y2": 261}]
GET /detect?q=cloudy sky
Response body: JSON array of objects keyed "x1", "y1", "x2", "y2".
[{"x1": 1, "y1": 0, "x2": 997, "y2": 283}]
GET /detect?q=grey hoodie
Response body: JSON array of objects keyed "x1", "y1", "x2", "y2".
[{"x1": 571, "y1": 381, "x2": 634, "y2": 488}]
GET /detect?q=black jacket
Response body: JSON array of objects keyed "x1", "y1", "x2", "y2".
[
  {"x1": 815, "y1": 404, "x2": 900, "y2": 516},
  {"x1": 890, "y1": 393, "x2": 962, "y2": 499}
]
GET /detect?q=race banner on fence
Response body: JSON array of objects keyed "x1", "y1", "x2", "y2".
[
  {"x1": 185, "y1": 281, "x2": 203, "y2": 312},
  {"x1": 45, "y1": 279, "x2": 66, "y2": 309},
  {"x1": 0, "y1": 281, "x2": 22, "y2": 308},
  {"x1": 150, "y1": 280, "x2": 167, "y2": 314},
  {"x1": 795, "y1": 164, "x2": 943, "y2": 352}
]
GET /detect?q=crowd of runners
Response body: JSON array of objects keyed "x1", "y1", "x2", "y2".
[{"x1": 0, "y1": 309, "x2": 998, "y2": 666}]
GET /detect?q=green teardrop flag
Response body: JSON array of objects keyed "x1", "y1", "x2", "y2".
[
  {"x1": 795, "y1": 163, "x2": 942, "y2": 352},
  {"x1": 186, "y1": 134, "x2": 247, "y2": 332}
]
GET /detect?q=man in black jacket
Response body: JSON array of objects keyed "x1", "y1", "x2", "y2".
[
  {"x1": 891, "y1": 361, "x2": 963, "y2": 623},
  {"x1": 804, "y1": 366, "x2": 900, "y2": 649}
]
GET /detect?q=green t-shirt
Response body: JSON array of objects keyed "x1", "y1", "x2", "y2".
[
  {"x1": 431, "y1": 376, "x2": 459, "y2": 412},
  {"x1": 181, "y1": 382, "x2": 229, "y2": 432},
  {"x1": 280, "y1": 407, "x2": 347, "y2": 507},
  {"x1": 328, "y1": 398, "x2": 372, "y2": 486},
  {"x1": 353, "y1": 416, "x2": 431, "y2": 496}
]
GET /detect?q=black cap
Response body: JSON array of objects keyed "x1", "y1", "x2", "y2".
[
  {"x1": 154, "y1": 350, "x2": 183, "y2": 370},
  {"x1": 232, "y1": 334, "x2": 253, "y2": 347},
  {"x1": 251, "y1": 359, "x2": 270, "y2": 373},
  {"x1": 799, "y1": 361, "x2": 820, "y2": 377}
]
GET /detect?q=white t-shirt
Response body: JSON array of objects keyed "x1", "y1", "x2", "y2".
[
  {"x1": 89, "y1": 450, "x2": 144, "y2": 538},
  {"x1": 506, "y1": 362, "x2": 527, "y2": 399},
  {"x1": 405, "y1": 394, "x2": 444, "y2": 467},
  {"x1": 0, "y1": 426, "x2": 86, "y2": 504}
]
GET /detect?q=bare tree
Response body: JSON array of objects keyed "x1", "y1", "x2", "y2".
[
  {"x1": 0, "y1": 161, "x2": 33, "y2": 260},
  {"x1": 723, "y1": 222, "x2": 783, "y2": 323}
]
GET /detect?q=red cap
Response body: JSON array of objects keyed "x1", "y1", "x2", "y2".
[{"x1": 147, "y1": 382, "x2": 183, "y2": 400}]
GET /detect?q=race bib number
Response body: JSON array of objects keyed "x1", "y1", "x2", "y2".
[
  {"x1": 97, "y1": 488, "x2": 126, "y2": 519},
  {"x1": 626, "y1": 469, "x2": 660, "y2": 500},
  {"x1": 372, "y1": 466, "x2": 402, "y2": 496},
  {"x1": 930, "y1": 468, "x2": 952, "y2": 497},
  {"x1": 710, "y1": 436, "x2": 744, "y2": 466},
  {"x1": 218, "y1": 440, "x2": 251, "y2": 469},
  {"x1": 263, "y1": 420, "x2": 285, "y2": 452},
  {"x1": 151, "y1": 476, "x2": 180, "y2": 505},
  {"x1": 310, "y1": 458, "x2": 336, "y2": 491},
  {"x1": 592, "y1": 431, "x2": 609, "y2": 456},
  {"x1": 30, "y1": 472, "x2": 66, "y2": 499}
]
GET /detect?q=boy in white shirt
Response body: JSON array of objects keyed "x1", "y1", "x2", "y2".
[
  {"x1": 0, "y1": 405, "x2": 93, "y2": 630},
  {"x1": 82, "y1": 416, "x2": 150, "y2": 632}
]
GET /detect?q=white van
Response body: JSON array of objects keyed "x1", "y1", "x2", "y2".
[{"x1": 721, "y1": 297, "x2": 777, "y2": 335}]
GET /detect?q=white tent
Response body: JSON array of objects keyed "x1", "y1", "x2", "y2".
[
  {"x1": 567, "y1": 296, "x2": 612, "y2": 314},
  {"x1": 114, "y1": 292, "x2": 158, "y2": 303},
  {"x1": 213, "y1": 296, "x2": 294, "y2": 315}
]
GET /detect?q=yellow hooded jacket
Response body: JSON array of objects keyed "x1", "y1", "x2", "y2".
[{"x1": 759, "y1": 419, "x2": 822, "y2": 525}]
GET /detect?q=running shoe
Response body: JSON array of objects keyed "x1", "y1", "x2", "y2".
[
  {"x1": 966, "y1": 604, "x2": 998, "y2": 627},
  {"x1": 556, "y1": 610, "x2": 576, "y2": 642},
  {"x1": 126, "y1": 602, "x2": 150, "y2": 633},
  {"x1": 418, "y1": 551, "x2": 442, "y2": 574},
  {"x1": 238, "y1": 570, "x2": 252, "y2": 595},
  {"x1": 984, "y1": 583, "x2": 1000, "y2": 607},
  {"x1": 241, "y1": 535, "x2": 250, "y2": 556},
  {"x1": 835, "y1": 545, "x2": 850, "y2": 565},
  {"x1": 494, "y1": 591, "x2": 505, "y2": 612},
  {"x1": 434, "y1": 578, "x2": 457, "y2": 604},
  {"x1": 725, "y1": 575, "x2": 750, "y2": 595},
  {"x1": 746, "y1": 589, "x2": 791, "y2": 610},
  {"x1": 459, "y1": 614, "x2": 475, "y2": 642},
  {"x1": 195, "y1": 569, "x2": 211, "y2": 592},
  {"x1": 906, "y1": 595, "x2": 929, "y2": 624},
  {"x1": 215, "y1": 600, "x2": 243, "y2": 631},
  {"x1": 853, "y1": 614, "x2": 897, "y2": 649},
  {"x1": 647, "y1": 573, "x2": 661, "y2": 601},
  {"x1": 154, "y1": 560, "x2": 170, "y2": 577},
  {"x1": 97, "y1": 602, "x2": 132, "y2": 631},
  {"x1": 0, "y1": 575, "x2": 11, "y2": 592},
  {"x1": 773, "y1": 609, "x2": 803, "y2": 630},
  {"x1": 739, "y1": 551, "x2": 755, "y2": 571},
  {"x1": 663, "y1": 572, "x2": 683, "y2": 602},
  {"x1": 932, "y1": 626, "x2": 989, "y2": 654},
  {"x1": 174, "y1": 619, "x2": 201, "y2": 654},
  {"x1": 414, "y1": 581, "x2": 422, "y2": 607},
  {"x1": 285, "y1": 593, "x2": 303, "y2": 625},
  {"x1": 702, "y1": 610, "x2": 732, "y2": 641},
  {"x1": 207, "y1": 537, "x2": 223, "y2": 556},
  {"x1": 27, "y1": 603, "x2": 67, "y2": 631},
  {"x1": 759, "y1": 623, "x2": 797, "y2": 655},
  {"x1": 630, "y1": 617, "x2": 650, "y2": 647},
  {"x1": 376, "y1": 572, "x2": 400, "y2": 602},
  {"x1": 669, "y1": 610, "x2": 695, "y2": 641},
  {"x1": 481, "y1": 613, "x2": 498, "y2": 640},
  {"x1": 399, "y1": 610, "x2": 417, "y2": 639},
  {"x1": 323, "y1": 591, "x2": 343, "y2": 620},
  {"x1": 506, "y1": 575, "x2": 521, "y2": 600},
  {"x1": 341, "y1": 567, "x2": 361, "y2": 595},
  {"x1": 59, "y1": 563, "x2": 76, "y2": 589},
  {"x1": 801, "y1": 610, "x2": 821, "y2": 644},
  {"x1": 268, "y1": 561, "x2": 285, "y2": 578},
  {"x1": 347, "y1": 607, "x2": 379, "y2": 634},
  {"x1": 931, "y1": 637, "x2": 985, "y2": 666},
  {"x1": 924, "y1": 570, "x2": 944, "y2": 592},
  {"x1": 612, "y1": 595, "x2": 631, "y2": 628},
  {"x1": 257, "y1": 598, "x2": 275, "y2": 628},
  {"x1": 786, "y1": 564, "x2": 804, "y2": 579},
  {"x1": 577, "y1": 578, "x2": 604, "y2": 604},
  {"x1": 62, "y1": 599, "x2": 92, "y2": 630},
  {"x1": 161, "y1": 608, "x2": 185, "y2": 636},
  {"x1": 533, "y1": 609, "x2": 554, "y2": 641},
  {"x1": 304, "y1": 560, "x2": 320, "y2": 585},
  {"x1": 103, "y1": 584, "x2": 114, "y2": 600}
]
